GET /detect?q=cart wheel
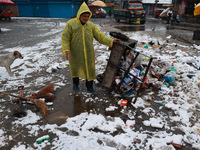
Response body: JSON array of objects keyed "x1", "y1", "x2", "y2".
[{"x1": 96, "y1": 74, "x2": 103, "y2": 83}]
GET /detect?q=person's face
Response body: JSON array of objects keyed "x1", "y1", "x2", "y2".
[{"x1": 80, "y1": 13, "x2": 90, "y2": 24}]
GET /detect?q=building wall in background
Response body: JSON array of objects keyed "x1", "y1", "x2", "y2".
[{"x1": 12, "y1": 1, "x2": 81, "y2": 18}]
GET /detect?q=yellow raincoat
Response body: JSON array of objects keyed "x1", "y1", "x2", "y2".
[{"x1": 62, "y1": 2, "x2": 113, "y2": 81}]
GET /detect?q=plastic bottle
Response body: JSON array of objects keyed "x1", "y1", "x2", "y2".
[{"x1": 36, "y1": 135, "x2": 50, "y2": 144}]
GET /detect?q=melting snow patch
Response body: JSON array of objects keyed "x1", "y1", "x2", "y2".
[
  {"x1": 105, "y1": 106, "x2": 118, "y2": 111},
  {"x1": 13, "y1": 110, "x2": 41, "y2": 125},
  {"x1": 0, "y1": 129, "x2": 6, "y2": 148}
]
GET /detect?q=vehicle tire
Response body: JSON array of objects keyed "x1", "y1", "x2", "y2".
[{"x1": 140, "y1": 21, "x2": 145, "y2": 24}]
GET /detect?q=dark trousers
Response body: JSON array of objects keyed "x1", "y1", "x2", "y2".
[
  {"x1": 73, "y1": 77, "x2": 93, "y2": 89},
  {"x1": 167, "y1": 14, "x2": 171, "y2": 24}
]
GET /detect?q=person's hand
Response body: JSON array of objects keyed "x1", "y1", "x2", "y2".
[
  {"x1": 113, "y1": 39, "x2": 121, "y2": 43},
  {"x1": 66, "y1": 51, "x2": 70, "y2": 60}
]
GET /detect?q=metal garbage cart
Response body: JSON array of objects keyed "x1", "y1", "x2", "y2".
[{"x1": 98, "y1": 33, "x2": 154, "y2": 104}]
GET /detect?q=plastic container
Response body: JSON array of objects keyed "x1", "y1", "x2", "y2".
[
  {"x1": 122, "y1": 68, "x2": 140, "y2": 87},
  {"x1": 164, "y1": 72, "x2": 175, "y2": 83}
]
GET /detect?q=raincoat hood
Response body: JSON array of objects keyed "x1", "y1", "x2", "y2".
[{"x1": 76, "y1": 2, "x2": 92, "y2": 22}]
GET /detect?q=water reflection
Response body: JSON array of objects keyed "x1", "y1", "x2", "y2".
[{"x1": 73, "y1": 96, "x2": 88, "y2": 116}]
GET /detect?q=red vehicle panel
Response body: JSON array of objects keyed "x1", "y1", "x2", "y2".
[{"x1": 0, "y1": 9, "x2": 13, "y2": 20}]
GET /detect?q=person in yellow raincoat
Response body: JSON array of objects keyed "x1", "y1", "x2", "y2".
[{"x1": 62, "y1": 2, "x2": 119, "y2": 92}]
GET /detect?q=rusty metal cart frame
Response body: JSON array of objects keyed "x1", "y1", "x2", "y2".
[{"x1": 101, "y1": 41, "x2": 154, "y2": 104}]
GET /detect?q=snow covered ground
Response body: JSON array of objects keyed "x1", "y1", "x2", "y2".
[{"x1": 0, "y1": 19, "x2": 200, "y2": 150}]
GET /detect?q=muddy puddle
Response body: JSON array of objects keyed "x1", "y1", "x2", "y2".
[{"x1": 40, "y1": 82, "x2": 125, "y2": 126}]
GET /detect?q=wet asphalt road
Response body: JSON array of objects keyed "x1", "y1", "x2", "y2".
[
  {"x1": 1, "y1": 16, "x2": 199, "y2": 50},
  {"x1": 0, "y1": 16, "x2": 199, "y2": 149}
]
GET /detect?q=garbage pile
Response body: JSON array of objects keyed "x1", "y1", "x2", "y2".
[{"x1": 108, "y1": 42, "x2": 200, "y2": 103}]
